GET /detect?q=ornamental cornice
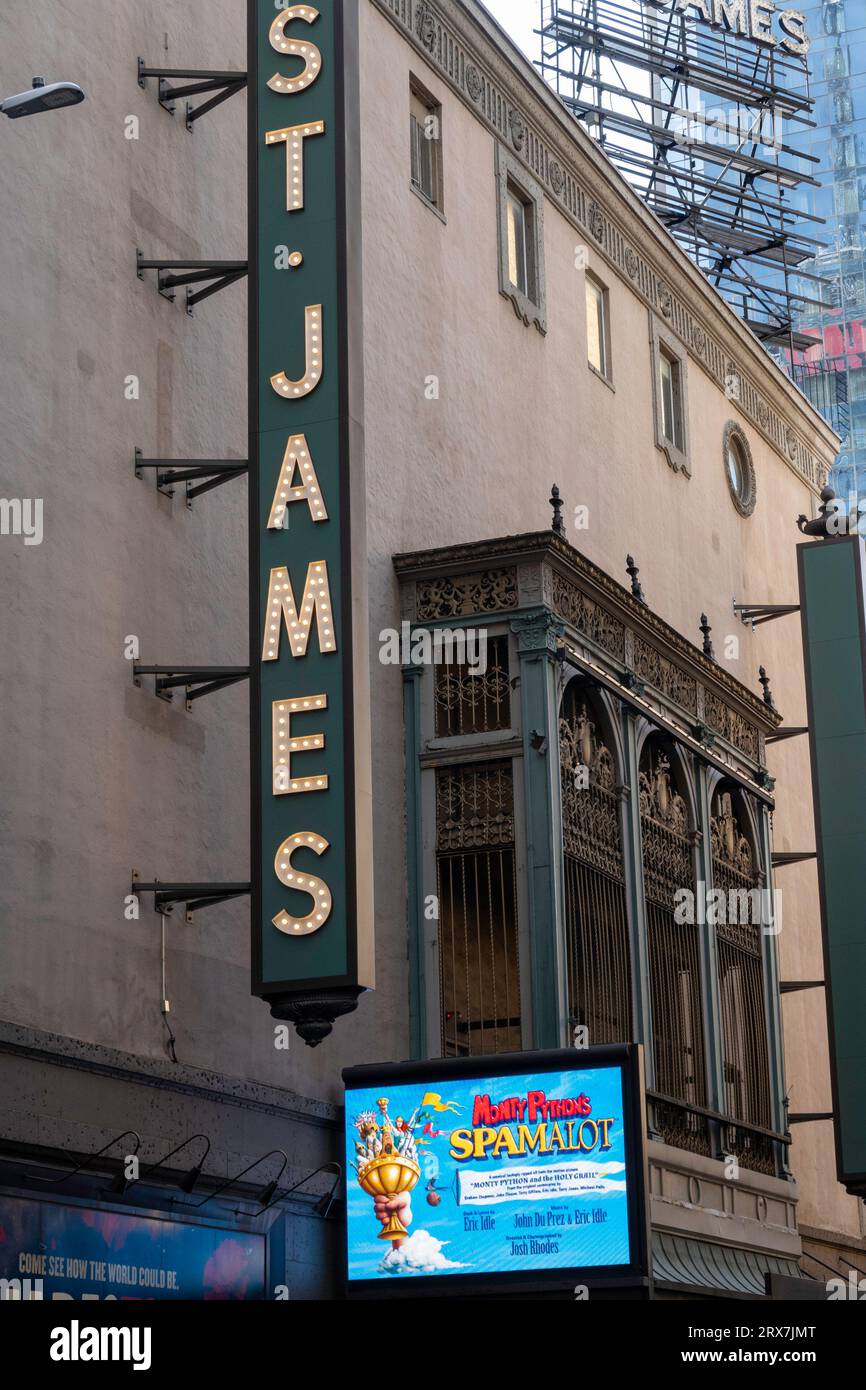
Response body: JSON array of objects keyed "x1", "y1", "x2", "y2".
[
  {"x1": 371, "y1": 0, "x2": 837, "y2": 494},
  {"x1": 393, "y1": 531, "x2": 781, "y2": 753}
]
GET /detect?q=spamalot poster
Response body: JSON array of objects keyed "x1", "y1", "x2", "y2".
[{"x1": 345, "y1": 1062, "x2": 634, "y2": 1282}]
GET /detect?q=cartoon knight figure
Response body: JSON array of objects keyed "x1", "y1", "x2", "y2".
[
  {"x1": 354, "y1": 1111, "x2": 379, "y2": 1161},
  {"x1": 376, "y1": 1098, "x2": 396, "y2": 1154}
]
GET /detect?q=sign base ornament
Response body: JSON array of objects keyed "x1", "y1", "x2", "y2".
[{"x1": 268, "y1": 985, "x2": 364, "y2": 1048}]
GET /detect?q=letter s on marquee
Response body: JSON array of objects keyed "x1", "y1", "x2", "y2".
[
  {"x1": 778, "y1": 8, "x2": 809, "y2": 55},
  {"x1": 268, "y1": 5, "x2": 323, "y2": 95},
  {"x1": 273, "y1": 832, "x2": 333, "y2": 935}
]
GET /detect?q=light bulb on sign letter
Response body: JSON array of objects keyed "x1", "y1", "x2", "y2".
[
  {"x1": 261, "y1": 562, "x2": 337, "y2": 661},
  {"x1": 271, "y1": 305, "x2": 323, "y2": 399},
  {"x1": 273, "y1": 833, "x2": 332, "y2": 935},
  {"x1": 264, "y1": 121, "x2": 325, "y2": 212},
  {"x1": 267, "y1": 434, "x2": 329, "y2": 529},
  {"x1": 272, "y1": 695, "x2": 329, "y2": 796},
  {"x1": 268, "y1": 5, "x2": 322, "y2": 95}
]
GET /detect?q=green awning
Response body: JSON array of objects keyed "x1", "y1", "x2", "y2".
[{"x1": 653, "y1": 1230, "x2": 808, "y2": 1298}]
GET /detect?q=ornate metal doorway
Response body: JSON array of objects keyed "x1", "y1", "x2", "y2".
[{"x1": 559, "y1": 682, "x2": 632, "y2": 1045}]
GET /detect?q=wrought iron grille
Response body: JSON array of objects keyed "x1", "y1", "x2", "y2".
[
  {"x1": 436, "y1": 762, "x2": 521, "y2": 1056},
  {"x1": 435, "y1": 633, "x2": 510, "y2": 737},
  {"x1": 640, "y1": 745, "x2": 710, "y2": 1156},
  {"x1": 711, "y1": 788, "x2": 773, "y2": 1142},
  {"x1": 559, "y1": 686, "x2": 632, "y2": 1045}
]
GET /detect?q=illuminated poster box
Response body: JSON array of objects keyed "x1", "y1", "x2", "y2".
[
  {"x1": 343, "y1": 1045, "x2": 650, "y2": 1297},
  {"x1": 0, "y1": 1196, "x2": 265, "y2": 1300}
]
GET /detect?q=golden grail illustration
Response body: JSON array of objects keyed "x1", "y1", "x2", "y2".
[{"x1": 355, "y1": 1097, "x2": 421, "y2": 1243}]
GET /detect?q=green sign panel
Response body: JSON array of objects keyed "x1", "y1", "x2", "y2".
[
  {"x1": 248, "y1": 1, "x2": 373, "y2": 1039},
  {"x1": 799, "y1": 535, "x2": 866, "y2": 1194}
]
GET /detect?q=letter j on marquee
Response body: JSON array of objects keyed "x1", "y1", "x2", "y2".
[{"x1": 248, "y1": 1, "x2": 374, "y2": 1045}]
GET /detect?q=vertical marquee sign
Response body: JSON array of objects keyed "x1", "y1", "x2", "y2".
[
  {"x1": 799, "y1": 534, "x2": 866, "y2": 1196},
  {"x1": 249, "y1": 0, "x2": 374, "y2": 1044}
]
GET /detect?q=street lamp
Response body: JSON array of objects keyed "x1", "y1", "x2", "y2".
[{"x1": 1, "y1": 77, "x2": 86, "y2": 119}]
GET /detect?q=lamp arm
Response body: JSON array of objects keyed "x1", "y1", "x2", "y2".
[
  {"x1": 130, "y1": 1133, "x2": 212, "y2": 1188},
  {"x1": 257, "y1": 1161, "x2": 342, "y2": 1216},
  {"x1": 185, "y1": 1148, "x2": 289, "y2": 1209},
  {"x1": 25, "y1": 1130, "x2": 142, "y2": 1186}
]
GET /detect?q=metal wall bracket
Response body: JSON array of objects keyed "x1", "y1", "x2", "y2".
[
  {"x1": 766, "y1": 726, "x2": 809, "y2": 745},
  {"x1": 780, "y1": 980, "x2": 825, "y2": 994},
  {"x1": 131, "y1": 871, "x2": 251, "y2": 924},
  {"x1": 137, "y1": 60, "x2": 247, "y2": 129},
  {"x1": 771, "y1": 850, "x2": 817, "y2": 867},
  {"x1": 135, "y1": 449, "x2": 248, "y2": 505},
  {"x1": 734, "y1": 601, "x2": 801, "y2": 628},
  {"x1": 133, "y1": 663, "x2": 250, "y2": 710},
  {"x1": 136, "y1": 251, "x2": 247, "y2": 313},
  {"x1": 788, "y1": 1113, "x2": 834, "y2": 1125}
]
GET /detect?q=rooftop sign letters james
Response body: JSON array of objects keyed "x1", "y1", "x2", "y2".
[
  {"x1": 249, "y1": 1, "x2": 374, "y2": 1044},
  {"x1": 644, "y1": 1, "x2": 809, "y2": 55}
]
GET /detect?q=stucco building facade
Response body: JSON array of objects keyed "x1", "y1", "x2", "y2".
[{"x1": 0, "y1": 0, "x2": 862, "y2": 1298}]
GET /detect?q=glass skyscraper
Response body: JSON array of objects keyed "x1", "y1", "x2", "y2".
[{"x1": 787, "y1": 1, "x2": 866, "y2": 496}]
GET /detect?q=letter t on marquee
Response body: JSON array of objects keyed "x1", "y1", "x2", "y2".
[{"x1": 265, "y1": 121, "x2": 326, "y2": 211}]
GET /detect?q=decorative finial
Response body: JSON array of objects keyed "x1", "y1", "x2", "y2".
[
  {"x1": 700, "y1": 613, "x2": 715, "y2": 660},
  {"x1": 550, "y1": 484, "x2": 566, "y2": 537},
  {"x1": 758, "y1": 666, "x2": 776, "y2": 709},
  {"x1": 797, "y1": 485, "x2": 840, "y2": 538},
  {"x1": 626, "y1": 555, "x2": 646, "y2": 605}
]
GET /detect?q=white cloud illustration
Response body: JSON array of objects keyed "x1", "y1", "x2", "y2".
[{"x1": 381, "y1": 1229, "x2": 467, "y2": 1274}]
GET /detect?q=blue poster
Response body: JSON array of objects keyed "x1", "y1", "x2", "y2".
[
  {"x1": 345, "y1": 1064, "x2": 632, "y2": 1281},
  {"x1": 0, "y1": 1196, "x2": 266, "y2": 1300}
]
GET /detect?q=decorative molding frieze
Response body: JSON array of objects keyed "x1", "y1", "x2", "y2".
[
  {"x1": 395, "y1": 532, "x2": 777, "y2": 788},
  {"x1": 648, "y1": 1139, "x2": 800, "y2": 1262},
  {"x1": 633, "y1": 636, "x2": 698, "y2": 715},
  {"x1": 371, "y1": 0, "x2": 834, "y2": 493},
  {"x1": 552, "y1": 571, "x2": 625, "y2": 661},
  {"x1": 415, "y1": 566, "x2": 518, "y2": 619}
]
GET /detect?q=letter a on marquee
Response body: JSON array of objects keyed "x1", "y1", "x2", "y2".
[{"x1": 267, "y1": 434, "x2": 328, "y2": 528}]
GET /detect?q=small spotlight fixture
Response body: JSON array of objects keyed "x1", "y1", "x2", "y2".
[
  {"x1": 257, "y1": 1178, "x2": 281, "y2": 1207},
  {"x1": 530, "y1": 730, "x2": 549, "y2": 755},
  {"x1": 1, "y1": 78, "x2": 86, "y2": 120},
  {"x1": 179, "y1": 1163, "x2": 203, "y2": 1195},
  {"x1": 108, "y1": 1171, "x2": 130, "y2": 1197},
  {"x1": 313, "y1": 1189, "x2": 337, "y2": 1219}
]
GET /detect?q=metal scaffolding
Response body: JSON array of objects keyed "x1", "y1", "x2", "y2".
[{"x1": 538, "y1": 0, "x2": 826, "y2": 347}]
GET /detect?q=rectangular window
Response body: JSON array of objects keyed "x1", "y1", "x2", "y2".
[
  {"x1": 586, "y1": 276, "x2": 610, "y2": 378},
  {"x1": 506, "y1": 188, "x2": 529, "y2": 296},
  {"x1": 659, "y1": 347, "x2": 684, "y2": 451},
  {"x1": 435, "y1": 633, "x2": 510, "y2": 738},
  {"x1": 409, "y1": 81, "x2": 442, "y2": 211},
  {"x1": 436, "y1": 763, "x2": 521, "y2": 1057},
  {"x1": 651, "y1": 316, "x2": 690, "y2": 473},
  {"x1": 496, "y1": 145, "x2": 546, "y2": 333}
]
